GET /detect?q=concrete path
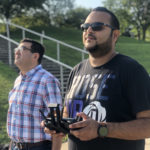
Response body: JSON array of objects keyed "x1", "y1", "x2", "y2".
[
  {"x1": 145, "y1": 138, "x2": 150, "y2": 150},
  {"x1": 61, "y1": 142, "x2": 68, "y2": 150},
  {"x1": 61, "y1": 138, "x2": 150, "y2": 150}
]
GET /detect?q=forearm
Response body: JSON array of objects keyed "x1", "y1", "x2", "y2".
[
  {"x1": 52, "y1": 135, "x2": 63, "y2": 150},
  {"x1": 107, "y1": 118, "x2": 150, "y2": 140}
]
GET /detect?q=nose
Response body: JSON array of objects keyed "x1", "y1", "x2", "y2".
[
  {"x1": 14, "y1": 48, "x2": 20, "y2": 54},
  {"x1": 86, "y1": 26, "x2": 94, "y2": 33}
]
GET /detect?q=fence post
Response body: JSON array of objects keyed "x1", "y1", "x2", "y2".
[
  {"x1": 81, "y1": 47, "x2": 86, "y2": 61},
  {"x1": 22, "y1": 29, "x2": 25, "y2": 39},
  {"x1": 40, "y1": 30, "x2": 45, "y2": 44},
  {"x1": 60, "y1": 65, "x2": 64, "y2": 97},
  {"x1": 82, "y1": 51, "x2": 84, "y2": 61},
  {"x1": 57, "y1": 42, "x2": 60, "y2": 61},
  {"x1": 6, "y1": 20, "x2": 12, "y2": 66}
]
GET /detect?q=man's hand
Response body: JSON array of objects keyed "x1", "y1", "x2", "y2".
[
  {"x1": 41, "y1": 120, "x2": 65, "y2": 137},
  {"x1": 41, "y1": 120, "x2": 65, "y2": 150},
  {"x1": 69, "y1": 112, "x2": 99, "y2": 141}
]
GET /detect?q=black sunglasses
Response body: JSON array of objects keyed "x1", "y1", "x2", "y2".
[{"x1": 80, "y1": 22, "x2": 116, "y2": 31}]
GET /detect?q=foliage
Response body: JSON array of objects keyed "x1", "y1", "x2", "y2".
[
  {"x1": 11, "y1": 6, "x2": 90, "y2": 29},
  {"x1": 0, "y1": 0, "x2": 75, "y2": 27},
  {"x1": 42, "y1": 0, "x2": 74, "y2": 25},
  {"x1": 0, "y1": 0, "x2": 46, "y2": 20},
  {"x1": 103, "y1": 0, "x2": 150, "y2": 41},
  {"x1": 0, "y1": 23, "x2": 6, "y2": 33},
  {"x1": 63, "y1": 7, "x2": 91, "y2": 29},
  {"x1": 129, "y1": 0, "x2": 150, "y2": 40},
  {"x1": 11, "y1": 0, "x2": 75, "y2": 27},
  {"x1": 11, "y1": 14, "x2": 50, "y2": 28}
]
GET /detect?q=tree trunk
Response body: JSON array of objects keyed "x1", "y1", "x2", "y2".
[
  {"x1": 142, "y1": 29, "x2": 146, "y2": 41},
  {"x1": 142, "y1": 25, "x2": 148, "y2": 41},
  {"x1": 137, "y1": 27, "x2": 141, "y2": 40}
]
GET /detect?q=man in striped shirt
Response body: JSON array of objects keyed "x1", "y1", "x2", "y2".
[{"x1": 7, "y1": 38, "x2": 62, "y2": 150}]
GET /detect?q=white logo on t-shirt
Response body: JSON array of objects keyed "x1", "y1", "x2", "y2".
[{"x1": 83, "y1": 101, "x2": 106, "y2": 122}]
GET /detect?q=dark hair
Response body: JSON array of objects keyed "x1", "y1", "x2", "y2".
[
  {"x1": 20, "y1": 38, "x2": 45, "y2": 64},
  {"x1": 92, "y1": 7, "x2": 120, "y2": 30}
]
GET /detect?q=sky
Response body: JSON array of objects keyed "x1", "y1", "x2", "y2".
[{"x1": 75, "y1": 0, "x2": 104, "y2": 9}]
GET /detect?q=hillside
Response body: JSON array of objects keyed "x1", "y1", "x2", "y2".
[
  {"x1": 5, "y1": 24, "x2": 150, "y2": 73},
  {"x1": 116, "y1": 36, "x2": 150, "y2": 73}
]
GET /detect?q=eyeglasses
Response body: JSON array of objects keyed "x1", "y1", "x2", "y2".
[
  {"x1": 80, "y1": 22, "x2": 116, "y2": 32},
  {"x1": 14, "y1": 46, "x2": 32, "y2": 53}
]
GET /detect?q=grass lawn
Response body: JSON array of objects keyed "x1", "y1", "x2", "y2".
[
  {"x1": 116, "y1": 36, "x2": 150, "y2": 73},
  {"x1": 5, "y1": 24, "x2": 150, "y2": 73},
  {"x1": 0, "y1": 62, "x2": 17, "y2": 144},
  {"x1": 1, "y1": 24, "x2": 149, "y2": 72}
]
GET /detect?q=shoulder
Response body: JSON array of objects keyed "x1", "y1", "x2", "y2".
[
  {"x1": 37, "y1": 67, "x2": 60, "y2": 84},
  {"x1": 66, "y1": 60, "x2": 88, "y2": 85},
  {"x1": 71, "y1": 59, "x2": 88, "y2": 74},
  {"x1": 115, "y1": 54, "x2": 140, "y2": 67},
  {"x1": 114, "y1": 54, "x2": 150, "y2": 82},
  {"x1": 114, "y1": 54, "x2": 147, "y2": 72}
]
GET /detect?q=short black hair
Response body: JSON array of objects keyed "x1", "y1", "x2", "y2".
[
  {"x1": 92, "y1": 7, "x2": 120, "y2": 30},
  {"x1": 20, "y1": 38, "x2": 45, "y2": 64}
]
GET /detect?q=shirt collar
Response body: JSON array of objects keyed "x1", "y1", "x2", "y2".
[{"x1": 20, "y1": 64, "x2": 42, "y2": 78}]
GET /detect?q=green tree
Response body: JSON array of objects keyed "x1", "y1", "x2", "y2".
[
  {"x1": 63, "y1": 7, "x2": 91, "y2": 29},
  {"x1": 129, "y1": 0, "x2": 150, "y2": 40},
  {"x1": 0, "y1": 0, "x2": 46, "y2": 21},
  {"x1": 42, "y1": 0, "x2": 74, "y2": 25},
  {"x1": 103, "y1": 0, "x2": 133, "y2": 33},
  {"x1": 103, "y1": 0, "x2": 150, "y2": 41}
]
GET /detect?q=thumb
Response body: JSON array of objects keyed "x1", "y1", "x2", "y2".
[
  {"x1": 77, "y1": 112, "x2": 89, "y2": 120},
  {"x1": 41, "y1": 120, "x2": 45, "y2": 127}
]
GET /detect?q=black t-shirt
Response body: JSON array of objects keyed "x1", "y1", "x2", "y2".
[{"x1": 65, "y1": 54, "x2": 150, "y2": 150}]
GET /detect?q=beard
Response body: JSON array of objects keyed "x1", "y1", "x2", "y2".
[{"x1": 85, "y1": 33, "x2": 113, "y2": 58}]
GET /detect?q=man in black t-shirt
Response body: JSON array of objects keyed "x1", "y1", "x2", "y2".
[{"x1": 42, "y1": 7, "x2": 150, "y2": 150}]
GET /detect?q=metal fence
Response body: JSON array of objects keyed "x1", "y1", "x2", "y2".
[
  {"x1": 1, "y1": 21, "x2": 89, "y2": 96},
  {"x1": 0, "y1": 33, "x2": 72, "y2": 97},
  {"x1": 5, "y1": 21, "x2": 88, "y2": 67}
]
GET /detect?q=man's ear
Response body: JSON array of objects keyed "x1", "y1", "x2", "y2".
[
  {"x1": 33, "y1": 53, "x2": 40, "y2": 62},
  {"x1": 113, "y1": 30, "x2": 120, "y2": 43}
]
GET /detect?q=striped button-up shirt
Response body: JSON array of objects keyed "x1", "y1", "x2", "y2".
[{"x1": 7, "y1": 65, "x2": 62, "y2": 143}]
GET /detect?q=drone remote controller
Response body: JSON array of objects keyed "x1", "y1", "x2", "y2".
[{"x1": 39, "y1": 104, "x2": 82, "y2": 134}]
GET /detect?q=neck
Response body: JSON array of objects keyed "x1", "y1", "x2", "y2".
[
  {"x1": 89, "y1": 50, "x2": 117, "y2": 67},
  {"x1": 19, "y1": 64, "x2": 38, "y2": 75}
]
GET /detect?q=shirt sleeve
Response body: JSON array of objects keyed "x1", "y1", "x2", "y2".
[{"x1": 43, "y1": 77, "x2": 62, "y2": 107}]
